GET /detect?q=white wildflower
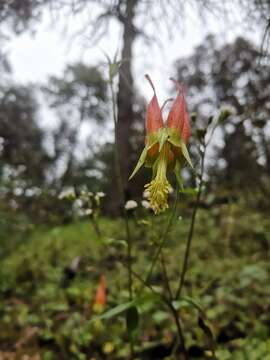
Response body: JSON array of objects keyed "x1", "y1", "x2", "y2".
[
  {"x1": 125, "y1": 200, "x2": 138, "y2": 210},
  {"x1": 143, "y1": 190, "x2": 150, "y2": 199},
  {"x1": 96, "y1": 192, "x2": 105, "y2": 198},
  {"x1": 73, "y1": 199, "x2": 83, "y2": 209},
  {"x1": 58, "y1": 187, "x2": 75, "y2": 200},
  {"x1": 76, "y1": 208, "x2": 93, "y2": 217},
  {"x1": 141, "y1": 200, "x2": 151, "y2": 209}
]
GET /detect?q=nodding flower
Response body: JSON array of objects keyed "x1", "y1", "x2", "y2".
[
  {"x1": 94, "y1": 275, "x2": 106, "y2": 313},
  {"x1": 129, "y1": 75, "x2": 192, "y2": 214}
]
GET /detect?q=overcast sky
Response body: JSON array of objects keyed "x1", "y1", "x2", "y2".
[
  {"x1": 3, "y1": 2, "x2": 263, "y2": 157},
  {"x1": 6, "y1": 3, "x2": 261, "y2": 101}
]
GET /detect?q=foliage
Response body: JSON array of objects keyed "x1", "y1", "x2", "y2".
[
  {"x1": 174, "y1": 35, "x2": 270, "y2": 192},
  {"x1": 0, "y1": 85, "x2": 50, "y2": 188},
  {"x1": 0, "y1": 199, "x2": 269, "y2": 358}
]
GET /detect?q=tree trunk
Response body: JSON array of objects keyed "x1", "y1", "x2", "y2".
[{"x1": 111, "y1": 0, "x2": 138, "y2": 213}]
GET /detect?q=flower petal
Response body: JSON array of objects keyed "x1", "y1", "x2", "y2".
[
  {"x1": 167, "y1": 79, "x2": 190, "y2": 143},
  {"x1": 145, "y1": 74, "x2": 163, "y2": 134}
]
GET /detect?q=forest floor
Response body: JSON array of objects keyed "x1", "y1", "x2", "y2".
[{"x1": 0, "y1": 202, "x2": 270, "y2": 359}]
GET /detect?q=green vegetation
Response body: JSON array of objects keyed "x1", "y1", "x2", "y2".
[{"x1": 0, "y1": 201, "x2": 269, "y2": 359}]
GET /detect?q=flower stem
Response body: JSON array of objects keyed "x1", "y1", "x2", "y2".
[
  {"x1": 167, "y1": 301, "x2": 188, "y2": 359},
  {"x1": 145, "y1": 185, "x2": 179, "y2": 284},
  {"x1": 175, "y1": 147, "x2": 206, "y2": 300}
]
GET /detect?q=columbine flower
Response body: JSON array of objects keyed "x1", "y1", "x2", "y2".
[
  {"x1": 125, "y1": 200, "x2": 138, "y2": 210},
  {"x1": 129, "y1": 75, "x2": 192, "y2": 214}
]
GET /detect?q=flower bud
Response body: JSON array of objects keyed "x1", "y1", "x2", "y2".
[{"x1": 145, "y1": 74, "x2": 163, "y2": 135}]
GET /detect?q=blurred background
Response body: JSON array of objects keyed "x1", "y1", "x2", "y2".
[{"x1": 0, "y1": 1, "x2": 270, "y2": 359}]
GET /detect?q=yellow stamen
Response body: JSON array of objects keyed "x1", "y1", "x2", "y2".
[{"x1": 144, "y1": 144, "x2": 171, "y2": 214}]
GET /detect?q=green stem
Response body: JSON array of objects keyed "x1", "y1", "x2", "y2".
[
  {"x1": 90, "y1": 216, "x2": 101, "y2": 238},
  {"x1": 175, "y1": 148, "x2": 206, "y2": 300},
  {"x1": 160, "y1": 250, "x2": 174, "y2": 300},
  {"x1": 145, "y1": 185, "x2": 179, "y2": 284},
  {"x1": 167, "y1": 301, "x2": 188, "y2": 359}
]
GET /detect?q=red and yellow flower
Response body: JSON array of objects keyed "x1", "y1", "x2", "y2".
[{"x1": 129, "y1": 75, "x2": 192, "y2": 214}]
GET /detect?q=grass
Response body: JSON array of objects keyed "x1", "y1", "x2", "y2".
[{"x1": 0, "y1": 201, "x2": 270, "y2": 359}]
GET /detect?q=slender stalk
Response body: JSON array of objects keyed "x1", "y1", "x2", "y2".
[
  {"x1": 90, "y1": 216, "x2": 101, "y2": 238},
  {"x1": 166, "y1": 301, "x2": 188, "y2": 359},
  {"x1": 144, "y1": 185, "x2": 188, "y2": 358},
  {"x1": 160, "y1": 250, "x2": 174, "y2": 300},
  {"x1": 175, "y1": 148, "x2": 206, "y2": 300},
  {"x1": 109, "y1": 78, "x2": 134, "y2": 356},
  {"x1": 145, "y1": 186, "x2": 179, "y2": 284},
  {"x1": 120, "y1": 259, "x2": 187, "y2": 359}
]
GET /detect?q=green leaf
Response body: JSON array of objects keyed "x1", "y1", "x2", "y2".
[
  {"x1": 129, "y1": 147, "x2": 148, "y2": 180},
  {"x1": 196, "y1": 128, "x2": 207, "y2": 142},
  {"x1": 191, "y1": 113, "x2": 197, "y2": 123},
  {"x1": 91, "y1": 293, "x2": 161, "y2": 323},
  {"x1": 92, "y1": 300, "x2": 135, "y2": 323},
  {"x1": 172, "y1": 296, "x2": 203, "y2": 313},
  {"x1": 126, "y1": 306, "x2": 139, "y2": 334},
  {"x1": 218, "y1": 109, "x2": 231, "y2": 123}
]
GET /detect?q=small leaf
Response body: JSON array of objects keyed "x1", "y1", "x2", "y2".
[
  {"x1": 173, "y1": 296, "x2": 203, "y2": 313},
  {"x1": 191, "y1": 113, "x2": 197, "y2": 123},
  {"x1": 218, "y1": 109, "x2": 231, "y2": 123},
  {"x1": 126, "y1": 306, "x2": 139, "y2": 334},
  {"x1": 129, "y1": 147, "x2": 148, "y2": 180},
  {"x1": 91, "y1": 300, "x2": 135, "y2": 323},
  {"x1": 91, "y1": 293, "x2": 161, "y2": 323},
  {"x1": 196, "y1": 128, "x2": 207, "y2": 142}
]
